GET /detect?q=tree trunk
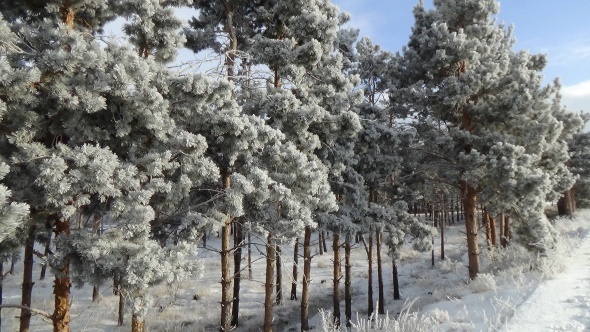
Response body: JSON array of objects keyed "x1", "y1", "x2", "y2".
[
  {"x1": 20, "y1": 227, "x2": 35, "y2": 332},
  {"x1": 376, "y1": 231, "x2": 384, "y2": 314},
  {"x1": 498, "y1": 214, "x2": 504, "y2": 247},
  {"x1": 53, "y1": 218, "x2": 71, "y2": 332},
  {"x1": 322, "y1": 231, "x2": 328, "y2": 253},
  {"x1": 332, "y1": 233, "x2": 341, "y2": 327},
  {"x1": 440, "y1": 208, "x2": 445, "y2": 261},
  {"x1": 92, "y1": 286, "x2": 100, "y2": 302},
  {"x1": 117, "y1": 284, "x2": 124, "y2": 326},
  {"x1": 10, "y1": 252, "x2": 17, "y2": 274},
  {"x1": 40, "y1": 229, "x2": 52, "y2": 280},
  {"x1": 503, "y1": 215, "x2": 511, "y2": 247},
  {"x1": 275, "y1": 244, "x2": 282, "y2": 305},
  {"x1": 220, "y1": 171, "x2": 233, "y2": 332},
  {"x1": 290, "y1": 238, "x2": 298, "y2": 300},
  {"x1": 367, "y1": 232, "x2": 374, "y2": 317},
  {"x1": 461, "y1": 181, "x2": 480, "y2": 279},
  {"x1": 392, "y1": 250, "x2": 400, "y2": 300},
  {"x1": 344, "y1": 235, "x2": 352, "y2": 329},
  {"x1": 231, "y1": 219, "x2": 244, "y2": 327},
  {"x1": 431, "y1": 201, "x2": 435, "y2": 267},
  {"x1": 557, "y1": 189, "x2": 573, "y2": 217},
  {"x1": 318, "y1": 230, "x2": 324, "y2": 255},
  {"x1": 248, "y1": 230, "x2": 252, "y2": 280},
  {"x1": 264, "y1": 233, "x2": 275, "y2": 332},
  {"x1": 483, "y1": 207, "x2": 492, "y2": 250},
  {"x1": 300, "y1": 226, "x2": 312, "y2": 331},
  {"x1": 131, "y1": 314, "x2": 145, "y2": 332},
  {"x1": 490, "y1": 215, "x2": 497, "y2": 247}
]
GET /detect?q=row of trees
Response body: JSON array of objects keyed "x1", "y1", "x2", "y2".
[{"x1": 0, "y1": 0, "x2": 587, "y2": 331}]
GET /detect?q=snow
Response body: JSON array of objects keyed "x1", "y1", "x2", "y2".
[
  {"x1": 2, "y1": 210, "x2": 590, "y2": 331},
  {"x1": 505, "y1": 231, "x2": 590, "y2": 331}
]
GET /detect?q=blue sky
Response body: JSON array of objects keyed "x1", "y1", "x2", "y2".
[{"x1": 332, "y1": 0, "x2": 590, "y2": 113}]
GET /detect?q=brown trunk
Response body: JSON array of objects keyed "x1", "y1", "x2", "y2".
[
  {"x1": 275, "y1": 244, "x2": 282, "y2": 305},
  {"x1": 40, "y1": 229, "x2": 52, "y2": 280},
  {"x1": 332, "y1": 233, "x2": 341, "y2": 327},
  {"x1": 248, "y1": 230, "x2": 253, "y2": 280},
  {"x1": 483, "y1": 207, "x2": 492, "y2": 249},
  {"x1": 392, "y1": 250, "x2": 400, "y2": 300},
  {"x1": 263, "y1": 234, "x2": 275, "y2": 332},
  {"x1": 498, "y1": 214, "x2": 504, "y2": 247},
  {"x1": 318, "y1": 230, "x2": 324, "y2": 255},
  {"x1": 489, "y1": 215, "x2": 497, "y2": 247},
  {"x1": 557, "y1": 189, "x2": 573, "y2": 217},
  {"x1": 503, "y1": 216, "x2": 511, "y2": 247},
  {"x1": 571, "y1": 187, "x2": 577, "y2": 212},
  {"x1": 220, "y1": 172, "x2": 233, "y2": 332},
  {"x1": 92, "y1": 286, "x2": 99, "y2": 302},
  {"x1": 322, "y1": 231, "x2": 328, "y2": 253},
  {"x1": 131, "y1": 314, "x2": 145, "y2": 332},
  {"x1": 461, "y1": 181, "x2": 479, "y2": 280},
  {"x1": 290, "y1": 238, "x2": 298, "y2": 300},
  {"x1": 20, "y1": 227, "x2": 35, "y2": 332},
  {"x1": 231, "y1": 219, "x2": 243, "y2": 327},
  {"x1": 431, "y1": 201, "x2": 435, "y2": 267},
  {"x1": 300, "y1": 226, "x2": 312, "y2": 331},
  {"x1": 1, "y1": 261, "x2": 4, "y2": 330},
  {"x1": 344, "y1": 235, "x2": 352, "y2": 328},
  {"x1": 440, "y1": 207, "x2": 445, "y2": 260},
  {"x1": 10, "y1": 253, "x2": 16, "y2": 274},
  {"x1": 376, "y1": 231, "x2": 385, "y2": 314},
  {"x1": 117, "y1": 285, "x2": 124, "y2": 326},
  {"x1": 367, "y1": 232, "x2": 374, "y2": 317},
  {"x1": 53, "y1": 218, "x2": 71, "y2": 332}
]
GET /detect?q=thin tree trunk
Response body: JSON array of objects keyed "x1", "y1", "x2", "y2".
[
  {"x1": 367, "y1": 232, "x2": 374, "y2": 317},
  {"x1": 376, "y1": 231, "x2": 385, "y2": 314},
  {"x1": 220, "y1": 171, "x2": 233, "y2": 332},
  {"x1": 322, "y1": 231, "x2": 328, "y2": 253},
  {"x1": 300, "y1": 226, "x2": 312, "y2": 331},
  {"x1": 391, "y1": 249, "x2": 400, "y2": 300},
  {"x1": 53, "y1": 218, "x2": 71, "y2": 332},
  {"x1": 498, "y1": 214, "x2": 504, "y2": 247},
  {"x1": 131, "y1": 314, "x2": 145, "y2": 332},
  {"x1": 431, "y1": 200, "x2": 435, "y2": 267},
  {"x1": 20, "y1": 227, "x2": 35, "y2": 332},
  {"x1": 10, "y1": 253, "x2": 16, "y2": 275},
  {"x1": 557, "y1": 189, "x2": 573, "y2": 217},
  {"x1": 483, "y1": 207, "x2": 492, "y2": 250},
  {"x1": 275, "y1": 244, "x2": 282, "y2": 305},
  {"x1": 264, "y1": 233, "x2": 275, "y2": 332},
  {"x1": 332, "y1": 233, "x2": 341, "y2": 327},
  {"x1": 117, "y1": 283, "x2": 124, "y2": 326},
  {"x1": 503, "y1": 216, "x2": 511, "y2": 247},
  {"x1": 345, "y1": 235, "x2": 352, "y2": 328},
  {"x1": 92, "y1": 286, "x2": 100, "y2": 302},
  {"x1": 248, "y1": 230, "x2": 252, "y2": 280},
  {"x1": 231, "y1": 219, "x2": 244, "y2": 327},
  {"x1": 40, "y1": 229, "x2": 52, "y2": 280},
  {"x1": 461, "y1": 181, "x2": 480, "y2": 279},
  {"x1": 290, "y1": 238, "x2": 298, "y2": 300},
  {"x1": 490, "y1": 215, "x2": 497, "y2": 247},
  {"x1": 318, "y1": 230, "x2": 324, "y2": 255}
]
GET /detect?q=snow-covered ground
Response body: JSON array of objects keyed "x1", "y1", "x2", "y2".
[{"x1": 1, "y1": 210, "x2": 590, "y2": 331}]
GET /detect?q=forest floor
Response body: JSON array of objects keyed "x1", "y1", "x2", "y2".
[{"x1": 1, "y1": 210, "x2": 589, "y2": 331}]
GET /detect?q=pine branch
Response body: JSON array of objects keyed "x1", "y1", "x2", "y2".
[{"x1": 0, "y1": 304, "x2": 53, "y2": 320}]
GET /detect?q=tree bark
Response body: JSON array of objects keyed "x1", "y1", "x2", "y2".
[
  {"x1": 10, "y1": 253, "x2": 17, "y2": 275},
  {"x1": 503, "y1": 215, "x2": 511, "y2": 247},
  {"x1": 220, "y1": 171, "x2": 233, "y2": 332},
  {"x1": 1, "y1": 261, "x2": 4, "y2": 331},
  {"x1": 131, "y1": 314, "x2": 145, "y2": 332},
  {"x1": 392, "y1": 250, "x2": 400, "y2": 300},
  {"x1": 431, "y1": 201, "x2": 435, "y2": 267},
  {"x1": 231, "y1": 219, "x2": 243, "y2": 327},
  {"x1": 264, "y1": 233, "x2": 275, "y2": 332},
  {"x1": 275, "y1": 244, "x2": 282, "y2": 305},
  {"x1": 440, "y1": 208, "x2": 445, "y2": 261},
  {"x1": 367, "y1": 232, "x2": 374, "y2": 317},
  {"x1": 461, "y1": 180, "x2": 480, "y2": 280},
  {"x1": 53, "y1": 218, "x2": 71, "y2": 332},
  {"x1": 20, "y1": 227, "x2": 35, "y2": 332},
  {"x1": 344, "y1": 235, "x2": 352, "y2": 328},
  {"x1": 290, "y1": 238, "x2": 298, "y2": 300},
  {"x1": 321, "y1": 231, "x2": 328, "y2": 253},
  {"x1": 40, "y1": 228, "x2": 52, "y2": 280},
  {"x1": 557, "y1": 189, "x2": 573, "y2": 217},
  {"x1": 376, "y1": 231, "x2": 385, "y2": 314},
  {"x1": 318, "y1": 230, "x2": 324, "y2": 255},
  {"x1": 483, "y1": 207, "x2": 492, "y2": 250},
  {"x1": 300, "y1": 226, "x2": 312, "y2": 331},
  {"x1": 117, "y1": 283, "x2": 124, "y2": 326},
  {"x1": 489, "y1": 215, "x2": 497, "y2": 247},
  {"x1": 92, "y1": 286, "x2": 100, "y2": 302},
  {"x1": 248, "y1": 230, "x2": 252, "y2": 280},
  {"x1": 332, "y1": 233, "x2": 341, "y2": 327}
]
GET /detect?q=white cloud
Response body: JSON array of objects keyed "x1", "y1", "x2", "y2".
[{"x1": 562, "y1": 80, "x2": 590, "y2": 98}]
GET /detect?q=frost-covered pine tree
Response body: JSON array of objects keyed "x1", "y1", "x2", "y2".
[{"x1": 390, "y1": 0, "x2": 579, "y2": 278}]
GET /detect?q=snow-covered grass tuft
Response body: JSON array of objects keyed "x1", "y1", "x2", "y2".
[
  {"x1": 467, "y1": 273, "x2": 497, "y2": 293},
  {"x1": 318, "y1": 299, "x2": 441, "y2": 332}
]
